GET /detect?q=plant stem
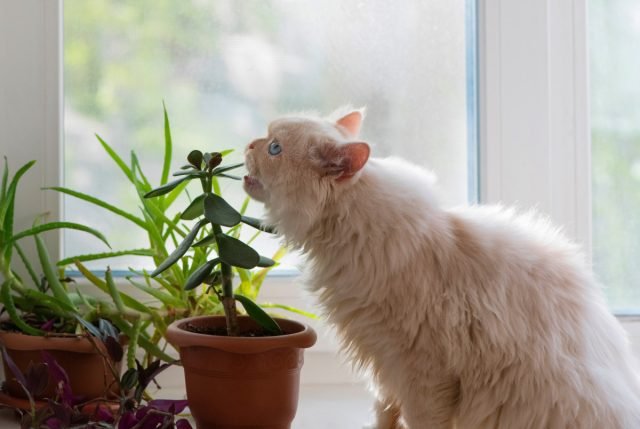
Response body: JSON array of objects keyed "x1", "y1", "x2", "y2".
[
  {"x1": 211, "y1": 223, "x2": 238, "y2": 336},
  {"x1": 221, "y1": 264, "x2": 238, "y2": 336}
]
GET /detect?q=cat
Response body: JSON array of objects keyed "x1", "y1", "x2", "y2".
[{"x1": 243, "y1": 108, "x2": 640, "y2": 429}]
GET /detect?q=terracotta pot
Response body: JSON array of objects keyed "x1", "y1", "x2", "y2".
[
  {"x1": 0, "y1": 331, "x2": 123, "y2": 401},
  {"x1": 166, "y1": 315, "x2": 317, "y2": 429}
]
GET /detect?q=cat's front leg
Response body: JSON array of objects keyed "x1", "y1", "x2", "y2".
[
  {"x1": 364, "y1": 396, "x2": 405, "y2": 429},
  {"x1": 400, "y1": 376, "x2": 459, "y2": 429}
]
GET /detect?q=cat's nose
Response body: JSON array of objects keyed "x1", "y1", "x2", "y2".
[{"x1": 248, "y1": 142, "x2": 255, "y2": 149}]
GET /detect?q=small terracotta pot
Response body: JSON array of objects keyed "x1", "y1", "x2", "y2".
[
  {"x1": 0, "y1": 331, "x2": 123, "y2": 401},
  {"x1": 166, "y1": 315, "x2": 317, "y2": 429}
]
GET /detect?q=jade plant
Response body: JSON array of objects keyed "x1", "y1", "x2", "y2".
[
  {"x1": 48, "y1": 106, "x2": 310, "y2": 352},
  {"x1": 144, "y1": 149, "x2": 281, "y2": 336}
]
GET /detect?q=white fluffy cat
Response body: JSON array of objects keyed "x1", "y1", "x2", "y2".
[{"x1": 243, "y1": 109, "x2": 640, "y2": 429}]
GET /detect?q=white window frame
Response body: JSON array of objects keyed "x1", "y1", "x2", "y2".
[{"x1": 4, "y1": 0, "x2": 640, "y2": 384}]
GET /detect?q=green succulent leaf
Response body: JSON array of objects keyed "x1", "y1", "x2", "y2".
[
  {"x1": 192, "y1": 232, "x2": 216, "y2": 247},
  {"x1": 240, "y1": 216, "x2": 276, "y2": 234},
  {"x1": 1, "y1": 157, "x2": 9, "y2": 204},
  {"x1": 212, "y1": 162, "x2": 244, "y2": 175},
  {"x1": 35, "y1": 235, "x2": 75, "y2": 310},
  {"x1": 45, "y1": 187, "x2": 147, "y2": 230},
  {"x1": 215, "y1": 173, "x2": 242, "y2": 181},
  {"x1": 161, "y1": 102, "x2": 173, "y2": 185},
  {"x1": 151, "y1": 219, "x2": 208, "y2": 277},
  {"x1": 144, "y1": 177, "x2": 189, "y2": 199},
  {"x1": 12, "y1": 222, "x2": 111, "y2": 249},
  {"x1": 180, "y1": 194, "x2": 205, "y2": 220},
  {"x1": 234, "y1": 294, "x2": 282, "y2": 335},
  {"x1": 1, "y1": 280, "x2": 43, "y2": 335},
  {"x1": 216, "y1": 234, "x2": 260, "y2": 269},
  {"x1": 172, "y1": 169, "x2": 206, "y2": 177},
  {"x1": 56, "y1": 248, "x2": 155, "y2": 267},
  {"x1": 106, "y1": 268, "x2": 125, "y2": 313},
  {"x1": 75, "y1": 261, "x2": 151, "y2": 314},
  {"x1": 96, "y1": 134, "x2": 135, "y2": 183},
  {"x1": 127, "y1": 278, "x2": 185, "y2": 308},
  {"x1": 204, "y1": 193, "x2": 241, "y2": 227},
  {"x1": 257, "y1": 256, "x2": 276, "y2": 268},
  {"x1": 0, "y1": 160, "x2": 35, "y2": 227},
  {"x1": 184, "y1": 258, "x2": 220, "y2": 291},
  {"x1": 260, "y1": 303, "x2": 319, "y2": 320}
]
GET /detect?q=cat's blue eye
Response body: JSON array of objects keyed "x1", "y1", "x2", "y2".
[{"x1": 268, "y1": 140, "x2": 282, "y2": 156}]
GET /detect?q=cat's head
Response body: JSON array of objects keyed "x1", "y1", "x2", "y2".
[{"x1": 243, "y1": 109, "x2": 370, "y2": 238}]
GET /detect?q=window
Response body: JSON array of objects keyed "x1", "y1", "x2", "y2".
[
  {"x1": 590, "y1": 0, "x2": 640, "y2": 312},
  {"x1": 62, "y1": 0, "x2": 476, "y2": 270}
]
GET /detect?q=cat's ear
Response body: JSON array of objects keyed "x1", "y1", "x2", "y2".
[
  {"x1": 335, "y1": 110, "x2": 364, "y2": 137},
  {"x1": 313, "y1": 142, "x2": 370, "y2": 181}
]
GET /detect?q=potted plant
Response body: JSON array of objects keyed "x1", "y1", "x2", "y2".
[
  {"x1": 143, "y1": 149, "x2": 317, "y2": 429},
  {"x1": 1, "y1": 325, "x2": 191, "y2": 429},
  {"x1": 48, "y1": 105, "x2": 315, "y2": 369},
  {"x1": 0, "y1": 159, "x2": 135, "y2": 406}
]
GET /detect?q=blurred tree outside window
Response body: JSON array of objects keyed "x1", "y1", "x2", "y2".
[
  {"x1": 63, "y1": 0, "x2": 471, "y2": 271},
  {"x1": 590, "y1": 0, "x2": 640, "y2": 311}
]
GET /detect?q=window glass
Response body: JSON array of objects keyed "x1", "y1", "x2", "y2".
[
  {"x1": 64, "y1": 0, "x2": 473, "y2": 270},
  {"x1": 590, "y1": 0, "x2": 640, "y2": 311}
]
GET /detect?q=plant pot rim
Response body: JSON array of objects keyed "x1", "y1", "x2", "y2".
[
  {"x1": 166, "y1": 315, "x2": 317, "y2": 354},
  {"x1": 0, "y1": 330, "x2": 126, "y2": 353}
]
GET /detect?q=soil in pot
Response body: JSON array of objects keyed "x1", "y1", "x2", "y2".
[
  {"x1": 184, "y1": 323, "x2": 280, "y2": 337},
  {"x1": 167, "y1": 315, "x2": 317, "y2": 429}
]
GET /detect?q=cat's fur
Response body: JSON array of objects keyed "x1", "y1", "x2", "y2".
[{"x1": 243, "y1": 109, "x2": 640, "y2": 429}]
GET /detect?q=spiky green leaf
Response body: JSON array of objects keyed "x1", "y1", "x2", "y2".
[
  {"x1": 161, "y1": 102, "x2": 173, "y2": 185},
  {"x1": 45, "y1": 187, "x2": 148, "y2": 230},
  {"x1": 1, "y1": 280, "x2": 43, "y2": 335},
  {"x1": 35, "y1": 235, "x2": 75, "y2": 310},
  {"x1": 56, "y1": 248, "x2": 154, "y2": 267},
  {"x1": 12, "y1": 222, "x2": 110, "y2": 249}
]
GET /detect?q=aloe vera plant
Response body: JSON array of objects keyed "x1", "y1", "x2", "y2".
[{"x1": 0, "y1": 159, "x2": 130, "y2": 338}]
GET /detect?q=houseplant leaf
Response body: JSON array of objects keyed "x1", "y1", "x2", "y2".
[
  {"x1": 216, "y1": 234, "x2": 260, "y2": 269},
  {"x1": 144, "y1": 177, "x2": 189, "y2": 199},
  {"x1": 161, "y1": 102, "x2": 173, "y2": 185},
  {"x1": 240, "y1": 216, "x2": 276, "y2": 233},
  {"x1": 184, "y1": 258, "x2": 220, "y2": 291},
  {"x1": 1, "y1": 280, "x2": 43, "y2": 335},
  {"x1": 12, "y1": 222, "x2": 110, "y2": 249},
  {"x1": 151, "y1": 219, "x2": 208, "y2": 277},
  {"x1": 180, "y1": 194, "x2": 205, "y2": 220},
  {"x1": 35, "y1": 234, "x2": 75, "y2": 310},
  {"x1": 234, "y1": 294, "x2": 282, "y2": 335},
  {"x1": 204, "y1": 193, "x2": 241, "y2": 227},
  {"x1": 45, "y1": 186, "x2": 148, "y2": 230}
]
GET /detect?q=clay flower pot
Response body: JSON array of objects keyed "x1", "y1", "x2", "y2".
[
  {"x1": 0, "y1": 330, "x2": 123, "y2": 401},
  {"x1": 166, "y1": 315, "x2": 317, "y2": 429}
]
